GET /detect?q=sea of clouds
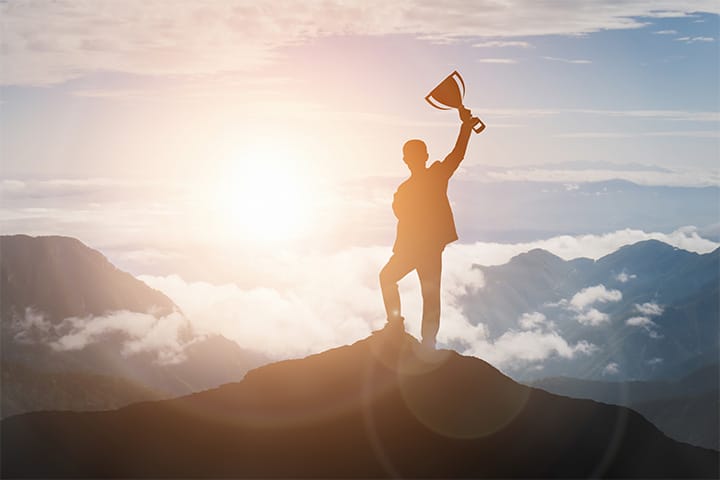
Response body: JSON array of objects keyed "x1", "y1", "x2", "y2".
[{"x1": 16, "y1": 226, "x2": 712, "y2": 374}]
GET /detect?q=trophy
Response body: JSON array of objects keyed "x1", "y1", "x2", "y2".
[{"x1": 425, "y1": 71, "x2": 486, "y2": 133}]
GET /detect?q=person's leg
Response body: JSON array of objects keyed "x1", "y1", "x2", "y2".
[
  {"x1": 379, "y1": 253, "x2": 415, "y2": 325},
  {"x1": 417, "y1": 249, "x2": 443, "y2": 347}
]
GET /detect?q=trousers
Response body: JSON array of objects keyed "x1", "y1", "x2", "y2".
[{"x1": 379, "y1": 249, "x2": 443, "y2": 344}]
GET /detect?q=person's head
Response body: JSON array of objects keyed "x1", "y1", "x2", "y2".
[{"x1": 402, "y1": 139, "x2": 428, "y2": 173}]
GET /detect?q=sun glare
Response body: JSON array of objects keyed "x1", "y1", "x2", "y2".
[{"x1": 213, "y1": 146, "x2": 317, "y2": 242}]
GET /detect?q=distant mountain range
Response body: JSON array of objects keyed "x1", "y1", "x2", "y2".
[
  {"x1": 1, "y1": 362, "x2": 167, "y2": 418},
  {"x1": 333, "y1": 178, "x2": 720, "y2": 249},
  {"x1": 532, "y1": 364, "x2": 719, "y2": 450},
  {"x1": 451, "y1": 179, "x2": 720, "y2": 242},
  {"x1": 462, "y1": 239, "x2": 719, "y2": 381},
  {"x1": 1, "y1": 235, "x2": 269, "y2": 416},
  {"x1": 2, "y1": 233, "x2": 717, "y2": 467},
  {"x1": 2, "y1": 332, "x2": 716, "y2": 478},
  {"x1": 1, "y1": 234, "x2": 175, "y2": 322}
]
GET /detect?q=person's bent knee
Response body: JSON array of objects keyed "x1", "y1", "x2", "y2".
[{"x1": 379, "y1": 266, "x2": 393, "y2": 288}]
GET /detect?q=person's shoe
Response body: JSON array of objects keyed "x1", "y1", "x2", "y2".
[{"x1": 373, "y1": 316, "x2": 405, "y2": 336}]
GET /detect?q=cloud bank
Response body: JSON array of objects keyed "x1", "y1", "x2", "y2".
[
  {"x1": 568, "y1": 285, "x2": 623, "y2": 311},
  {"x1": 11, "y1": 308, "x2": 193, "y2": 364},
  {"x1": 603, "y1": 362, "x2": 620, "y2": 375},
  {"x1": 3, "y1": 1, "x2": 718, "y2": 85},
  {"x1": 458, "y1": 227, "x2": 718, "y2": 268},
  {"x1": 7, "y1": 229, "x2": 715, "y2": 372},
  {"x1": 462, "y1": 312, "x2": 596, "y2": 368},
  {"x1": 626, "y1": 302, "x2": 664, "y2": 338},
  {"x1": 549, "y1": 284, "x2": 622, "y2": 326}
]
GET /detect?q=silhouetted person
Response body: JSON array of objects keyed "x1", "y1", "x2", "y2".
[{"x1": 380, "y1": 107, "x2": 474, "y2": 348}]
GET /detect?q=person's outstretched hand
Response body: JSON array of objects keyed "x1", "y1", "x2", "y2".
[{"x1": 459, "y1": 106, "x2": 473, "y2": 124}]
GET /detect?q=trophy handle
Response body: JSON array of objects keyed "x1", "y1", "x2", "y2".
[
  {"x1": 425, "y1": 93, "x2": 453, "y2": 110},
  {"x1": 471, "y1": 117, "x2": 486, "y2": 134},
  {"x1": 451, "y1": 71, "x2": 465, "y2": 99}
]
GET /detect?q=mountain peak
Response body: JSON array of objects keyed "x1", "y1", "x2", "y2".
[
  {"x1": 508, "y1": 248, "x2": 563, "y2": 266},
  {"x1": 615, "y1": 238, "x2": 680, "y2": 253},
  {"x1": 0, "y1": 234, "x2": 177, "y2": 322},
  {"x1": 597, "y1": 238, "x2": 696, "y2": 268},
  {"x1": 3, "y1": 329, "x2": 717, "y2": 478}
]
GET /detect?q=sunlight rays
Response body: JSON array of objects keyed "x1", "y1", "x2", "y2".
[{"x1": 211, "y1": 143, "x2": 321, "y2": 243}]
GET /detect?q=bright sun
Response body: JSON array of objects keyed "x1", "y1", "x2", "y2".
[{"x1": 213, "y1": 147, "x2": 317, "y2": 242}]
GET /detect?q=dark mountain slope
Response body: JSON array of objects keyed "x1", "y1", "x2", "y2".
[
  {"x1": 533, "y1": 363, "x2": 719, "y2": 405},
  {"x1": 464, "y1": 240, "x2": 719, "y2": 381},
  {"x1": 0, "y1": 234, "x2": 176, "y2": 322},
  {"x1": 1, "y1": 362, "x2": 168, "y2": 418},
  {"x1": 3, "y1": 332, "x2": 717, "y2": 478},
  {"x1": 1, "y1": 235, "x2": 269, "y2": 411},
  {"x1": 466, "y1": 249, "x2": 592, "y2": 336},
  {"x1": 532, "y1": 364, "x2": 719, "y2": 449},
  {"x1": 631, "y1": 391, "x2": 719, "y2": 451}
]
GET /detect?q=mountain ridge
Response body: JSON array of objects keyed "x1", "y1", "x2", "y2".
[
  {"x1": 531, "y1": 363, "x2": 719, "y2": 450},
  {"x1": 466, "y1": 239, "x2": 719, "y2": 381},
  {"x1": 0, "y1": 234, "x2": 178, "y2": 322},
  {"x1": 1, "y1": 234, "x2": 270, "y2": 414},
  {"x1": 2, "y1": 331, "x2": 717, "y2": 478}
]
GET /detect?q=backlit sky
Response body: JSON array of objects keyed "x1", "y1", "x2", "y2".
[
  {"x1": 1, "y1": 1, "x2": 719, "y2": 366},
  {"x1": 2, "y1": 1, "x2": 718, "y2": 182}
]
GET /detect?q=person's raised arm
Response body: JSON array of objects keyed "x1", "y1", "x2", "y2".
[{"x1": 439, "y1": 107, "x2": 474, "y2": 177}]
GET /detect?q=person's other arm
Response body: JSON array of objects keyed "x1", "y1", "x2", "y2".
[
  {"x1": 392, "y1": 190, "x2": 402, "y2": 219},
  {"x1": 439, "y1": 107, "x2": 474, "y2": 177}
]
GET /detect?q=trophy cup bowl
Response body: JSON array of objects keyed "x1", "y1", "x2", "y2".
[{"x1": 425, "y1": 71, "x2": 486, "y2": 133}]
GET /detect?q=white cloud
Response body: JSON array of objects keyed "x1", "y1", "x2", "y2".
[
  {"x1": 616, "y1": 271, "x2": 637, "y2": 283},
  {"x1": 519, "y1": 312, "x2": 547, "y2": 330},
  {"x1": 477, "y1": 58, "x2": 518, "y2": 64},
  {"x1": 676, "y1": 36, "x2": 715, "y2": 43},
  {"x1": 17, "y1": 225, "x2": 699, "y2": 371},
  {"x1": 568, "y1": 285, "x2": 622, "y2": 311},
  {"x1": 140, "y1": 252, "x2": 387, "y2": 358},
  {"x1": 551, "y1": 284, "x2": 621, "y2": 326},
  {"x1": 10, "y1": 308, "x2": 54, "y2": 344},
  {"x1": 574, "y1": 109, "x2": 719, "y2": 122},
  {"x1": 455, "y1": 227, "x2": 719, "y2": 267},
  {"x1": 635, "y1": 302, "x2": 664, "y2": 316},
  {"x1": 626, "y1": 316, "x2": 656, "y2": 327},
  {"x1": 131, "y1": 244, "x2": 488, "y2": 359},
  {"x1": 142, "y1": 265, "x2": 597, "y2": 370},
  {"x1": 482, "y1": 108, "x2": 720, "y2": 123},
  {"x1": 576, "y1": 308, "x2": 610, "y2": 326},
  {"x1": 647, "y1": 357, "x2": 663, "y2": 365},
  {"x1": 3, "y1": 1, "x2": 718, "y2": 85},
  {"x1": 542, "y1": 56, "x2": 592, "y2": 64},
  {"x1": 603, "y1": 362, "x2": 620, "y2": 375},
  {"x1": 466, "y1": 330, "x2": 596, "y2": 368},
  {"x1": 555, "y1": 130, "x2": 720, "y2": 139},
  {"x1": 11, "y1": 308, "x2": 193, "y2": 364},
  {"x1": 471, "y1": 164, "x2": 720, "y2": 186},
  {"x1": 654, "y1": 29, "x2": 678, "y2": 34},
  {"x1": 626, "y1": 311, "x2": 662, "y2": 338},
  {"x1": 133, "y1": 253, "x2": 591, "y2": 371},
  {"x1": 473, "y1": 40, "x2": 532, "y2": 48},
  {"x1": 57, "y1": 311, "x2": 192, "y2": 364}
]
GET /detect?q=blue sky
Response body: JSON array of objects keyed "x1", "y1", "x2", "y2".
[
  {"x1": 0, "y1": 1, "x2": 718, "y2": 254},
  {"x1": 1, "y1": 0, "x2": 719, "y2": 366},
  {"x1": 1, "y1": 2, "x2": 717, "y2": 181}
]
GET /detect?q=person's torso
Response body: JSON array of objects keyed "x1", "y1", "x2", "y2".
[{"x1": 392, "y1": 162, "x2": 458, "y2": 254}]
